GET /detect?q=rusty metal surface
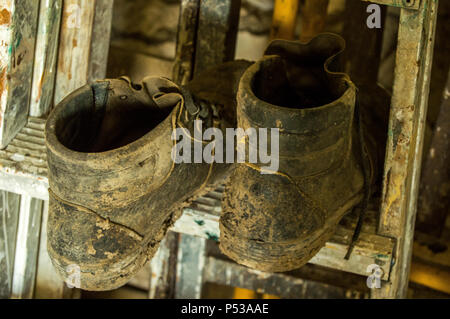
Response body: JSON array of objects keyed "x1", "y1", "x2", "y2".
[{"x1": 376, "y1": 0, "x2": 439, "y2": 298}]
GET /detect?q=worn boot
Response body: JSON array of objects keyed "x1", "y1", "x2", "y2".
[
  {"x1": 220, "y1": 33, "x2": 377, "y2": 272},
  {"x1": 45, "y1": 61, "x2": 251, "y2": 290}
]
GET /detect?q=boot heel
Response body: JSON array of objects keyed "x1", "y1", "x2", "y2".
[{"x1": 219, "y1": 222, "x2": 332, "y2": 272}]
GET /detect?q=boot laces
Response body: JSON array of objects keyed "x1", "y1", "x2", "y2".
[{"x1": 345, "y1": 96, "x2": 373, "y2": 260}]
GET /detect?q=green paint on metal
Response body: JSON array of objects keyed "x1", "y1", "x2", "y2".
[
  {"x1": 194, "y1": 219, "x2": 205, "y2": 226},
  {"x1": 14, "y1": 33, "x2": 21, "y2": 48},
  {"x1": 205, "y1": 231, "x2": 219, "y2": 242}
]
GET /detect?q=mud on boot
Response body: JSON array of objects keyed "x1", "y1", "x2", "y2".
[
  {"x1": 45, "y1": 61, "x2": 251, "y2": 291},
  {"x1": 219, "y1": 33, "x2": 378, "y2": 272}
]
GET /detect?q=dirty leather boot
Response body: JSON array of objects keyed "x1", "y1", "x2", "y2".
[
  {"x1": 45, "y1": 61, "x2": 251, "y2": 290},
  {"x1": 220, "y1": 33, "x2": 375, "y2": 272}
]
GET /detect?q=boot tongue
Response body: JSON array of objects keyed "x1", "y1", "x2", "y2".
[
  {"x1": 143, "y1": 76, "x2": 208, "y2": 128},
  {"x1": 142, "y1": 76, "x2": 183, "y2": 111}
]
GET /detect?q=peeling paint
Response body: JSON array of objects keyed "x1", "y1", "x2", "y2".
[
  {"x1": 205, "y1": 231, "x2": 219, "y2": 242},
  {"x1": 0, "y1": 9, "x2": 11, "y2": 26},
  {"x1": 194, "y1": 219, "x2": 205, "y2": 226}
]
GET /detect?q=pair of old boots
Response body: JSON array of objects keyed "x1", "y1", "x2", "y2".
[{"x1": 45, "y1": 33, "x2": 384, "y2": 291}]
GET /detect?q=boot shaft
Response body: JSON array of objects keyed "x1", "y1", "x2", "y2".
[
  {"x1": 236, "y1": 34, "x2": 356, "y2": 177},
  {"x1": 45, "y1": 78, "x2": 180, "y2": 209}
]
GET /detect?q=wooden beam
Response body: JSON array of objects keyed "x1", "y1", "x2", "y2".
[
  {"x1": 270, "y1": 0, "x2": 299, "y2": 40},
  {"x1": 87, "y1": 0, "x2": 114, "y2": 83},
  {"x1": 54, "y1": 0, "x2": 94, "y2": 104},
  {"x1": 204, "y1": 257, "x2": 368, "y2": 299},
  {"x1": 0, "y1": 0, "x2": 39, "y2": 148},
  {"x1": 299, "y1": 0, "x2": 329, "y2": 43},
  {"x1": 193, "y1": 0, "x2": 241, "y2": 75},
  {"x1": 174, "y1": 234, "x2": 206, "y2": 299},
  {"x1": 0, "y1": 117, "x2": 48, "y2": 200},
  {"x1": 148, "y1": 231, "x2": 179, "y2": 299},
  {"x1": 54, "y1": 0, "x2": 113, "y2": 104},
  {"x1": 11, "y1": 196, "x2": 43, "y2": 298},
  {"x1": 374, "y1": 0, "x2": 439, "y2": 298},
  {"x1": 29, "y1": 0, "x2": 63, "y2": 118},
  {"x1": 0, "y1": 191, "x2": 21, "y2": 298},
  {"x1": 173, "y1": 0, "x2": 200, "y2": 85}
]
